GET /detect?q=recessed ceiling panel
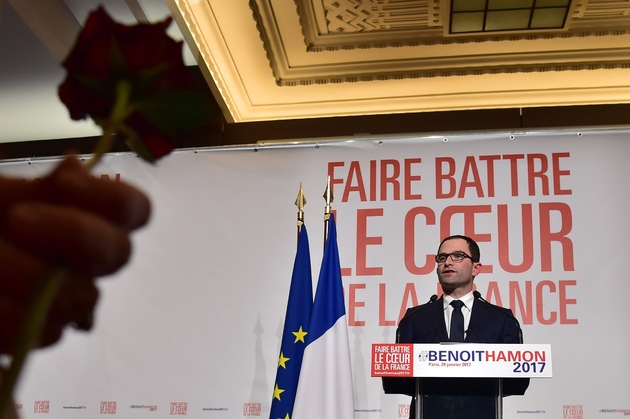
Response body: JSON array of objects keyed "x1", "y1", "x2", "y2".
[{"x1": 166, "y1": 0, "x2": 630, "y2": 123}]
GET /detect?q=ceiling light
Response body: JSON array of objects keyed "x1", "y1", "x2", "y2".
[{"x1": 448, "y1": 0, "x2": 572, "y2": 35}]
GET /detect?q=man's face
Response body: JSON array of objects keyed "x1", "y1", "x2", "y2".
[{"x1": 436, "y1": 238, "x2": 482, "y2": 295}]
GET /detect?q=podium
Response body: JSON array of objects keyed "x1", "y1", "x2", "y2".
[{"x1": 372, "y1": 343, "x2": 552, "y2": 419}]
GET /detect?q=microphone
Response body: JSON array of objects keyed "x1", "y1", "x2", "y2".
[
  {"x1": 396, "y1": 294, "x2": 438, "y2": 342},
  {"x1": 473, "y1": 290, "x2": 523, "y2": 344},
  {"x1": 402, "y1": 294, "x2": 438, "y2": 318}
]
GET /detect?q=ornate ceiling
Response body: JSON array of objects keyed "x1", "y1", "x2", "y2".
[{"x1": 166, "y1": 0, "x2": 630, "y2": 123}]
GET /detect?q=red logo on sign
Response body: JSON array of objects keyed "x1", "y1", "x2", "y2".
[
  {"x1": 100, "y1": 401, "x2": 117, "y2": 414},
  {"x1": 243, "y1": 403, "x2": 261, "y2": 416},
  {"x1": 563, "y1": 405, "x2": 583, "y2": 419},
  {"x1": 34, "y1": 401, "x2": 50, "y2": 414},
  {"x1": 398, "y1": 404, "x2": 410, "y2": 418},
  {"x1": 372, "y1": 344, "x2": 413, "y2": 377},
  {"x1": 170, "y1": 402, "x2": 187, "y2": 416}
]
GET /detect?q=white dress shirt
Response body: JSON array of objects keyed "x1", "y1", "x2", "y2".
[{"x1": 443, "y1": 291, "x2": 475, "y2": 340}]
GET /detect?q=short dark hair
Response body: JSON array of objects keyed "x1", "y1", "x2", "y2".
[{"x1": 437, "y1": 235, "x2": 480, "y2": 262}]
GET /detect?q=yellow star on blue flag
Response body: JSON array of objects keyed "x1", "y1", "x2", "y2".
[
  {"x1": 273, "y1": 384, "x2": 285, "y2": 401},
  {"x1": 268, "y1": 224, "x2": 313, "y2": 419},
  {"x1": 278, "y1": 352, "x2": 290, "y2": 369},
  {"x1": 292, "y1": 326, "x2": 307, "y2": 343}
]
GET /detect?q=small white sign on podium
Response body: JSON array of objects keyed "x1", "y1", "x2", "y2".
[{"x1": 372, "y1": 343, "x2": 552, "y2": 378}]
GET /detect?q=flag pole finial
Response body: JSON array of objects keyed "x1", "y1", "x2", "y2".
[
  {"x1": 295, "y1": 183, "x2": 307, "y2": 227},
  {"x1": 323, "y1": 176, "x2": 334, "y2": 246},
  {"x1": 323, "y1": 175, "x2": 333, "y2": 221}
]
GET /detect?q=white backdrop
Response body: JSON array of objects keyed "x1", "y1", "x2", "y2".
[{"x1": 3, "y1": 129, "x2": 629, "y2": 419}]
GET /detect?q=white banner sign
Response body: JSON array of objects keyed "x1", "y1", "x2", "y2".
[{"x1": 1, "y1": 129, "x2": 628, "y2": 419}]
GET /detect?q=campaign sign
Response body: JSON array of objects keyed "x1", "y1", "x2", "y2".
[
  {"x1": 372, "y1": 343, "x2": 552, "y2": 378},
  {"x1": 372, "y1": 344, "x2": 414, "y2": 377}
]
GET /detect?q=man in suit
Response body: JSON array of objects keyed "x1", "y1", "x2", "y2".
[{"x1": 385, "y1": 235, "x2": 528, "y2": 419}]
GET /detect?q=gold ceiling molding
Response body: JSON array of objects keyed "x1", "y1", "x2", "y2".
[
  {"x1": 166, "y1": 0, "x2": 630, "y2": 123},
  {"x1": 294, "y1": 0, "x2": 444, "y2": 51},
  {"x1": 286, "y1": 0, "x2": 630, "y2": 52},
  {"x1": 248, "y1": 0, "x2": 630, "y2": 86}
]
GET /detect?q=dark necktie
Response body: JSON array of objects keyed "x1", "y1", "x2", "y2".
[{"x1": 450, "y1": 300, "x2": 465, "y2": 342}]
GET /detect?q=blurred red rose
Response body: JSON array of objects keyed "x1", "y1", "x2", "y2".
[{"x1": 58, "y1": 6, "x2": 210, "y2": 162}]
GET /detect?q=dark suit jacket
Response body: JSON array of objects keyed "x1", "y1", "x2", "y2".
[
  {"x1": 383, "y1": 296, "x2": 529, "y2": 418},
  {"x1": 397, "y1": 295, "x2": 521, "y2": 344}
]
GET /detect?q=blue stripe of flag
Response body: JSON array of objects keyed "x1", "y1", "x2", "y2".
[{"x1": 306, "y1": 213, "x2": 345, "y2": 345}]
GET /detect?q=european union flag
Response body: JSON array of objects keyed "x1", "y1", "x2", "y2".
[{"x1": 269, "y1": 225, "x2": 313, "y2": 419}]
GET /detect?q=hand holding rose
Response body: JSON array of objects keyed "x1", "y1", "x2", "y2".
[
  {"x1": 0, "y1": 156, "x2": 150, "y2": 353},
  {"x1": 1, "y1": 5, "x2": 212, "y2": 416}
]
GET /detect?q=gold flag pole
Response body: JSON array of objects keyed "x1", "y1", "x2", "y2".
[
  {"x1": 323, "y1": 175, "x2": 333, "y2": 248},
  {"x1": 295, "y1": 183, "x2": 306, "y2": 245}
]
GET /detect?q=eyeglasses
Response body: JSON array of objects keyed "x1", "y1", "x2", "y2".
[{"x1": 435, "y1": 251, "x2": 473, "y2": 264}]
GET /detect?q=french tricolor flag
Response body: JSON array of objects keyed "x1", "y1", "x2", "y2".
[{"x1": 292, "y1": 213, "x2": 355, "y2": 419}]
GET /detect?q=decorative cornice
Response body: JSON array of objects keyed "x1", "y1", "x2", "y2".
[
  {"x1": 248, "y1": 0, "x2": 282, "y2": 85},
  {"x1": 278, "y1": 61, "x2": 630, "y2": 87},
  {"x1": 287, "y1": 0, "x2": 630, "y2": 52},
  {"x1": 166, "y1": 0, "x2": 630, "y2": 123},
  {"x1": 168, "y1": 0, "x2": 240, "y2": 121},
  {"x1": 248, "y1": 0, "x2": 630, "y2": 86}
]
